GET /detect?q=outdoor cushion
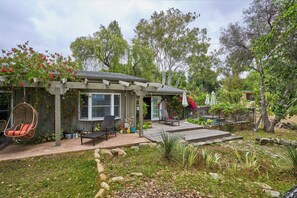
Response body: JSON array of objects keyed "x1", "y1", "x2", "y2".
[{"x1": 6, "y1": 130, "x2": 27, "y2": 136}]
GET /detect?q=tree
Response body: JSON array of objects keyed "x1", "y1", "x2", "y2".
[
  {"x1": 220, "y1": 0, "x2": 279, "y2": 132},
  {"x1": 220, "y1": 0, "x2": 297, "y2": 132},
  {"x1": 129, "y1": 39, "x2": 160, "y2": 82},
  {"x1": 253, "y1": 0, "x2": 297, "y2": 131},
  {"x1": 70, "y1": 20, "x2": 128, "y2": 72},
  {"x1": 134, "y1": 8, "x2": 211, "y2": 86}
]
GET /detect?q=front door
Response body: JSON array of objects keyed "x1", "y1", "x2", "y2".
[{"x1": 151, "y1": 96, "x2": 161, "y2": 121}]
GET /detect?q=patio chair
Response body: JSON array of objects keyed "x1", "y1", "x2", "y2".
[
  {"x1": 4, "y1": 102, "x2": 38, "y2": 142},
  {"x1": 81, "y1": 115, "x2": 116, "y2": 146},
  {"x1": 159, "y1": 109, "x2": 180, "y2": 126}
]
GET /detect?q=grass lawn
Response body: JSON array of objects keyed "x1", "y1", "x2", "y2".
[
  {"x1": 0, "y1": 150, "x2": 99, "y2": 197},
  {"x1": 0, "y1": 128, "x2": 296, "y2": 197}
]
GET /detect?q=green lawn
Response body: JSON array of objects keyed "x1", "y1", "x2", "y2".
[
  {"x1": 0, "y1": 151, "x2": 99, "y2": 197},
  {"x1": 0, "y1": 129, "x2": 296, "y2": 197}
]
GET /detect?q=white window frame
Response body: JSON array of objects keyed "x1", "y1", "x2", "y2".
[{"x1": 78, "y1": 92, "x2": 121, "y2": 121}]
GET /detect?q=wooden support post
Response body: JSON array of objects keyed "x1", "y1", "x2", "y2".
[
  {"x1": 55, "y1": 87, "x2": 61, "y2": 146},
  {"x1": 138, "y1": 94, "x2": 144, "y2": 137}
]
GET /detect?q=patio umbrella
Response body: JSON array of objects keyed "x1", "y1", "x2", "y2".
[
  {"x1": 210, "y1": 91, "x2": 217, "y2": 106},
  {"x1": 182, "y1": 92, "x2": 188, "y2": 107},
  {"x1": 205, "y1": 94, "x2": 210, "y2": 106}
]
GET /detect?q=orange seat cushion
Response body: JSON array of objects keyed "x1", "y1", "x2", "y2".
[{"x1": 5, "y1": 124, "x2": 33, "y2": 137}]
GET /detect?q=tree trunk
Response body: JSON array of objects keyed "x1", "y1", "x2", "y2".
[
  {"x1": 161, "y1": 71, "x2": 166, "y2": 85},
  {"x1": 259, "y1": 69, "x2": 271, "y2": 132},
  {"x1": 167, "y1": 70, "x2": 172, "y2": 86},
  {"x1": 267, "y1": 115, "x2": 282, "y2": 132},
  {"x1": 174, "y1": 72, "x2": 183, "y2": 88}
]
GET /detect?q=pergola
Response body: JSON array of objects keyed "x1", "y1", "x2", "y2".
[{"x1": 22, "y1": 77, "x2": 160, "y2": 146}]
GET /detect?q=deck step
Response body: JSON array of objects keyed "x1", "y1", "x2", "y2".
[
  {"x1": 184, "y1": 129, "x2": 231, "y2": 143},
  {"x1": 191, "y1": 135, "x2": 243, "y2": 146},
  {"x1": 166, "y1": 125, "x2": 204, "y2": 133}
]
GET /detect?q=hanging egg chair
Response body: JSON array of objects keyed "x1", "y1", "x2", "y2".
[{"x1": 4, "y1": 102, "x2": 38, "y2": 140}]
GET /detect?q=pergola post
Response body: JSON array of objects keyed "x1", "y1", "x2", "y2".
[
  {"x1": 138, "y1": 94, "x2": 144, "y2": 137},
  {"x1": 55, "y1": 87, "x2": 61, "y2": 146}
]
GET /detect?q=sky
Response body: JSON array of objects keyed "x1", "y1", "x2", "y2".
[{"x1": 0, "y1": 0, "x2": 253, "y2": 57}]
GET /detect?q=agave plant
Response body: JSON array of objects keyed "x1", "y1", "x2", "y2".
[{"x1": 159, "y1": 130, "x2": 181, "y2": 160}]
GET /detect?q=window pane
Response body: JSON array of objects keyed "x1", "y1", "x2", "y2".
[
  {"x1": 92, "y1": 94, "x2": 111, "y2": 105},
  {"x1": 92, "y1": 107, "x2": 111, "y2": 117},
  {"x1": 81, "y1": 107, "x2": 88, "y2": 118},
  {"x1": 80, "y1": 94, "x2": 88, "y2": 119},
  {"x1": 114, "y1": 106, "x2": 120, "y2": 117},
  {"x1": 114, "y1": 95, "x2": 120, "y2": 105}
]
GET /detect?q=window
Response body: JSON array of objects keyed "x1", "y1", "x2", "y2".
[{"x1": 79, "y1": 93, "x2": 121, "y2": 120}]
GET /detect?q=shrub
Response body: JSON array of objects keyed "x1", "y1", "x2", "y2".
[
  {"x1": 284, "y1": 146, "x2": 297, "y2": 170},
  {"x1": 159, "y1": 130, "x2": 181, "y2": 160},
  {"x1": 235, "y1": 149, "x2": 259, "y2": 172}
]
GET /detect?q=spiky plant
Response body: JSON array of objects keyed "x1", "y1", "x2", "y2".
[
  {"x1": 159, "y1": 130, "x2": 181, "y2": 160},
  {"x1": 284, "y1": 146, "x2": 297, "y2": 170}
]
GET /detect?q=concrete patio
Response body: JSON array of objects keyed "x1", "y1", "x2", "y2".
[
  {"x1": 0, "y1": 121, "x2": 236, "y2": 161},
  {"x1": 0, "y1": 133, "x2": 149, "y2": 161}
]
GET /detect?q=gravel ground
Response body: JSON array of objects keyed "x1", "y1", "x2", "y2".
[{"x1": 111, "y1": 181, "x2": 212, "y2": 198}]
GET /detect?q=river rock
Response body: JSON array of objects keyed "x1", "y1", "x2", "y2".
[
  {"x1": 100, "y1": 182, "x2": 110, "y2": 190},
  {"x1": 101, "y1": 149, "x2": 113, "y2": 157},
  {"x1": 97, "y1": 162, "x2": 104, "y2": 173},
  {"x1": 110, "y1": 176, "x2": 124, "y2": 182},
  {"x1": 130, "y1": 172, "x2": 143, "y2": 177},
  {"x1": 111, "y1": 148, "x2": 126, "y2": 156},
  {"x1": 100, "y1": 173, "x2": 107, "y2": 181},
  {"x1": 95, "y1": 189, "x2": 105, "y2": 198}
]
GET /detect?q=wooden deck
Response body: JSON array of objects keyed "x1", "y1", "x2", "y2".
[{"x1": 144, "y1": 121, "x2": 232, "y2": 143}]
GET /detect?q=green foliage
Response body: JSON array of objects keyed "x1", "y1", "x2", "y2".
[
  {"x1": 234, "y1": 149, "x2": 259, "y2": 172},
  {"x1": 201, "y1": 149, "x2": 221, "y2": 169},
  {"x1": 186, "y1": 117, "x2": 207, "y2": 126},
  {"x1": 71, "y1": 20, "x2": 128, "y2": 72},
  {"x1": 173, "y1": 143, "x2": 198, "y2": 168},
  {"x1": 159, "y1": 131, "x2": 181, "y2": 160},
  {"x1": 135, "y1": 8, "x2": 212, "y2": 86},
  {"x1": 167, "y1": 95, "x2": 183, "y2": 119},
  {"x1": 209, "y1": 102, "x2": 248, "y2": 117},
  {"x1": 284, "y1": 146, "x2": 297, "y2": 170}
]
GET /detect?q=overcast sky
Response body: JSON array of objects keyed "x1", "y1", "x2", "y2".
[{"x1": 0, "y1": 0, "x2": 253, "y2": 56}]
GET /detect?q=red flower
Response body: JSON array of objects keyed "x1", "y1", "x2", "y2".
[
  {"x1": 19, "y1": 82, "x2": 24, "y2": 87},
  {"x1": 9, "y1": 68, "x2": 12, "y2": 73},
  {"x1": 49, "y1": 72, "x2": 54, "y2": 79}
]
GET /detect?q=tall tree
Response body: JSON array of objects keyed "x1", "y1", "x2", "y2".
[
  {"x1": 128, "y1": 39, "x2": 160, "y2": 82},
  {"x1": 134, "y1": 8, "x2": 210, "y2": 86},
  {"x1": 70, "y1": 20, "x2": 128, "y2": 72},
  {"x1": 220, "y1": 0, "x2": 297, "y2": 132}
]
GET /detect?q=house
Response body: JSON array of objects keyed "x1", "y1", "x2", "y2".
[
  {"x1": 242, "y1": 90, "x2": 255, "y2": 101},
  {"x1": 0, "y1": 71, "x2": 185, "y2": 146}
]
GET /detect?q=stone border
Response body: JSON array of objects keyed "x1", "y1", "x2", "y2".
[{"x1": 255, "y1": 137, "x2": 297, "y2": 147}]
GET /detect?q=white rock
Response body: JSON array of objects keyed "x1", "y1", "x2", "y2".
[
  {"x1": 100, "y1": 173, "x2": 107, "y2": 181},
  {"x1": 100, "y1": 182, "x2": 110, "y2": 190},
  {"x1": 97, "y1": 162, "x2": 104, "y2": 173},
  {"x1": 110, "y1": 176, "x2": 124, "y2": 182},
  {"x1": 130, "y1": 172, "x2": 143, "y2": 177},
  {"x1": 101, "y1": 149, "x2": 113, "y2": 157},
  {"x1": 94, "y1": 152, "x2": 100, "y2": 159},
  {"x1": 254, "y1": 182, "x2": 273, "y2": 190},
  {"x1": 264, "y1": 189, "x2": 280, "y2": 197},
  {"x1": 111, "y1": 148, "x2": 126, "y2": 156},
  {"x1": 95, "y1": 148, "x2": 100, "y2": 153},
  {"x1": 94, "y1": 188, "x2": 105, "y2": 198},
  {"x1": 149, "y1": 143, "x2": 158, "y2": 147},
  {"x1": 130, "y1": 146, "x2": 139, "y2": 151},
  {"x1": 139, "y1": 143, "x2": 149, "y2": 147},
  {"x1": 209, "y1": 172, "x2": 220, "y2": 180}
]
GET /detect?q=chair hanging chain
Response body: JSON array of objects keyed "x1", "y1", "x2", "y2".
[{"x1": 23, "y1": 86, "x2": 26, "y2": 103}]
